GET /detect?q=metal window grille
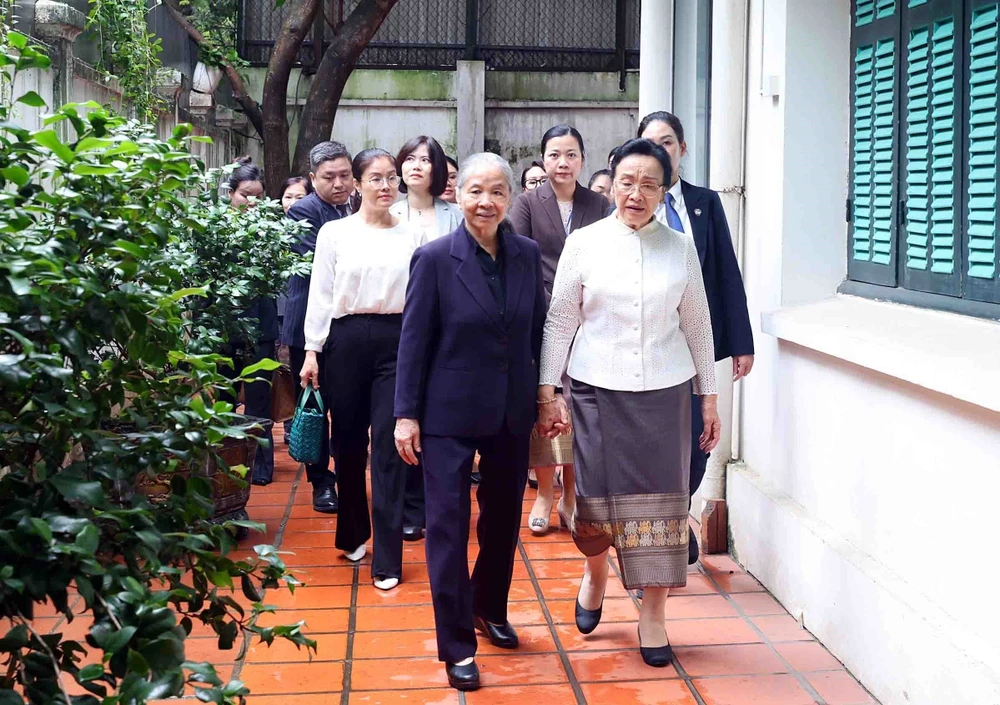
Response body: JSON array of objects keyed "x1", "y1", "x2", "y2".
[{"x1": 239, "y1": 0, "x2": 640, "y2": 71}]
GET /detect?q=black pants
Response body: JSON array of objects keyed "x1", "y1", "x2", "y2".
[
  {"x1": 289, "y1": 346, "x2": 336, "y2": 490},
  {"x1": 220, "y1": 341, "x2": 275, "y2": 485},
  {"x1": 690, "y1": 393, "x2": 709, "y2": 501},
  {"x1": 403, "y1": 461, "x2": 425, "y2": 528},
  {"x1": 422, "y1": 422, "x2": 530, "y2": 663},
  {"x1": 324, "y1": 314, "x2": 407, "y2": 580}
]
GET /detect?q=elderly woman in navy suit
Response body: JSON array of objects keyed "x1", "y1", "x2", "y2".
[
  {"x1": 637, "y1": 111, "x2": 754, "y2": 564},
  {"x1": 393, "y1": 152, "x2": 547, "y2": 692}
]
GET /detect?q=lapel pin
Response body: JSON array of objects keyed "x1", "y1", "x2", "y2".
[{"x1": 693, "y1": 208, "x2": 702, "y2": 216}]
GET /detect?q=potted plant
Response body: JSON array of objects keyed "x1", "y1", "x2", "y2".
[{"x1": 0, "y1": 34, "x2": 313, "y2": 705}]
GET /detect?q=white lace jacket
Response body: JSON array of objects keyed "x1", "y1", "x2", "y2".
[{"x1": 539, "y1": 215, "x2": 718, "y2": 395}]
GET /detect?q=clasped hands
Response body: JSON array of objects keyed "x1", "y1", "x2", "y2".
[{"x1": 535, "y1": 386, "x2": 571, "y2": 439}]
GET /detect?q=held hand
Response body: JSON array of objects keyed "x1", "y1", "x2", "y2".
[
  {"x1": 699, "y1": 395, "x2": 722, "y2": 452},
  {"x1": 537, "y1": 396, "x2": 571, "y2": 438},
  {"x1": 394, "y1": 418, "x2": 422, "y2": 465},
  {"x1": 733, "y1": 355, "x2": 755, "y2": 381},
  {"x1": 299, "y1": 351, "x2": 321, "y2": 390}
]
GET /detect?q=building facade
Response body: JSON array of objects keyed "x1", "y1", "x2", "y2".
[{"x1": 678, "y1": 1, "x2": 1000, "y2": 705}]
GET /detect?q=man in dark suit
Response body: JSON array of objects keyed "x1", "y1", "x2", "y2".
[
  {"x1": 282, "y1": 140, "x2": 353, "y2": 514},
  {"x1": 393, "y1": 153, "x2": 548, "y2": 692}
]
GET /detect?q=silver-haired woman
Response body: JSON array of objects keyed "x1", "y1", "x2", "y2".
[{"x1": 393, "y1": 153, "x2": 548, "y2": 692}]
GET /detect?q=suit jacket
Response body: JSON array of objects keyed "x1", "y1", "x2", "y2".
[
  {"x1": 389, "y1": 197, "x2": 463, "y2": 239},
  {"x1": 681, "y1": 180, "x2": 754, "y2": 361},
  {"x1": 281, "y1": 192, "x2": 349, "y2": 348},
  {"x1": 508, "y1": 180, "x2": 613, "y2": 299},
  {"x1": 394, "y1": 223, "x2": 548, "y2": 439}
]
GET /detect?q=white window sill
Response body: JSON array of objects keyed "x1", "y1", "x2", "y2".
[{"x1": 760, "y1": 295, "x2": 1000, "y2": 413}]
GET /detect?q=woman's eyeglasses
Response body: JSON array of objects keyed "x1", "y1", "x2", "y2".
[
  {"x1": 366, "y1": 175, "x2": 400, "y2": 189},
  {"x1": 613, "y1": 180, "x2": 664, "y2": 198},
  {"x1": 525, "y1": 177, "x2": 548, "y2": 188}
]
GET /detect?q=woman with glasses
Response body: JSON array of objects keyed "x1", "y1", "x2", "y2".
[
  {"x1": 536, "y1": 138, "x2": 720, "y2": 667},
  {"x1": 520, "y1": 161, "x2": 547, "y2": 192},
  {"x1": 300, "y1": 149, "x2": 426, "y2": 591},
  {"x1": 509, "y1": 125, "x2": 613, "y2": 536}
]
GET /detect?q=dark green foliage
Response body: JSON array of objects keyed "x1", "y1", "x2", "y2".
[{"x1": 0, "y1": 34, "x2": 314, "y2": 705}]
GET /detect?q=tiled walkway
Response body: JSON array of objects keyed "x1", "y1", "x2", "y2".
[{"x1": 169, "y1": 439, "x2": 876, "y2": 704}]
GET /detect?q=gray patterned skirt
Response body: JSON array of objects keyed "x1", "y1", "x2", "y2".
[{"x1": 568, "y1": 378, "x2": 691, "y2": 589}]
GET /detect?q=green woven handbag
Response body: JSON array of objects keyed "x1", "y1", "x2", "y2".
[{"x1": 288, "y1": 387, "x2": 325, "y2": 465}]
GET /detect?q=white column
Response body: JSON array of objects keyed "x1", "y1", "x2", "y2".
[
  {"x1": 638, "y1": 0, "x2": 674, "y2": 121},
  {"x1": 456, "y1": 60, "x2": 485, "y2": 162}
]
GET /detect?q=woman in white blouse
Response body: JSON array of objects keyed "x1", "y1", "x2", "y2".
[
  {"x1": 300, "y1": 148, "x2": 426, "y2": 592},
  {"x1": 536, "y1": 138, "x2": 721, "y2": 667}
]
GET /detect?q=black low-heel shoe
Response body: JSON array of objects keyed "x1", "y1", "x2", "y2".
[
  {"x1": 473, "y1": 615, "x2": 518, "y2": 649},
  {"x1": 638, "y1": 627, "x2": 674, "y2": 667},
  {"x1": 528, "y1": 477, "x2": 539, "y2": 490},
  {"x1": 575, "y1": 599, "x2": 603, "y2": 635},
  {"x1": 445, "y1": 661, "x2": 480, "y2": 691}
]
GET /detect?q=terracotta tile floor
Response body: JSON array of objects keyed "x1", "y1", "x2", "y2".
[{"x1": 138, "y1": 439, "x2": 877, "y2": 704}]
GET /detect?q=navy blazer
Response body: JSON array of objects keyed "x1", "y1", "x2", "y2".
[
  {"x1": 394, "y1": 224, "x2": 548, "y2": 439},
  {"x1": 281, "y1": 193, "x2": 348, "y2": 348},
  {"x1": 681, "y1": 180, "x2": 754, "y2": 361}
]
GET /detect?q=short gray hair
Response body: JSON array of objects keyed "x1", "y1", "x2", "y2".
[
  {"x1": 456, "y1": 152, "x2": 517, "y2": 196},
  {"x1": 309, "y1": 141, "x2": 351, "y2": 172}
]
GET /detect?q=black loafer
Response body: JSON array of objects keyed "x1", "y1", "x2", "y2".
[
  {"x1": 575, "y1": 598, "x2": 603, "y2": 634},
  {"x1": 528, "y1": 477, "x2": 539, "y2": 489},
  {"x1": 445, "y1": 660, "x2": 480, "y2": 691},
  {"x1": 402, "y1": 525, "x2": 424, "y2": 542},
  {"x1": 688, "y1": 530, "x2": 700, "y2": 565},
  {"x1": 473, "y1": 615, "x2": 518, "y2": 649},
  {"x1": 470, "y1": 471, "x2": 482, "y2": 485},
  {"x1": 312, "y1": 486, "x2": 338, "y2": 514}
]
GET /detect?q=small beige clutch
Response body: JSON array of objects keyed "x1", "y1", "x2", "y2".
[{"x1": 529, "y1": 428, "x2": 574, "y2": 468}]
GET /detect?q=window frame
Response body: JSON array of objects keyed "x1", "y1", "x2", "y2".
[{"x1": 844, "y1": 0, "x2": 1000, "y2": 319}]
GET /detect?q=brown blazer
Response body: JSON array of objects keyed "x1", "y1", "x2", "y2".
[{"x1": 508, "y1": 180, "x2": 613, "y2": 299}]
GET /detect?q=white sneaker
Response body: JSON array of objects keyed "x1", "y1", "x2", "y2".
[
  {"x1": 373, "y1": 576, "x2": 399, "y2": 591},
  {"x1": 343, "y1": 544, "x2": 367, "y2": 562}
]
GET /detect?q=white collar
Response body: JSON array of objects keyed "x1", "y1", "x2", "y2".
[
  {"x1": 613, "y1": 213, "x2": 663, "y2": 237},
  {"x1": 667, "y1": 179, "x2": 683, "y2": 204}
]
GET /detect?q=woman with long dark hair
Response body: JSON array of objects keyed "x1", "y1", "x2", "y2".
[{"x1": 300, "y1": 149, "x2": 426, "y2": 591}]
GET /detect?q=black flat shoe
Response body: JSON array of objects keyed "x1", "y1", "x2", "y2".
[
  {"x1": 527, "y1": 477, "x2": 538, "y2": 489},
  {"x1": 445, "y1": 661, "x2": 480, "y2": 691},
  {"x1": 638, "y1": 626, "x2": 673, "y2": 667},
  {"x1": 402, "y1": 525, "x2": 424, "y2": 542},
  {"x1": 312, "y1": 486, "x2": 338, "y2": 514},
  {"x1": 688, "y1": 530, "x2": 700, "y2": 565},
  {"x1": 251, "y1": 478, "x2": 271, "y2": 487},
  {"x1": 575, "y1": 598, "x2": 603, "y2": 634},
  {"x1": 470, "y1": 471, "x2": 482, "y2": 485},
  {"x1": 473, "y1": 615, "x2": 518, "y2": 649}
]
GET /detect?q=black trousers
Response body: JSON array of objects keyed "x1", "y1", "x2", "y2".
[
  {"x1": 289, "y1": 345, "x2": 336, "y2": 490},
  {"x1": 690, "y1": 393, "x2": 709, "y2": 501},
  {"x1": 403, "y1": 461, "x2": 425, "y2": 528},
  {"x1": 220, "y1": 341, "x2": 275, "y2": 484},
  {"x1": 422, "y1": 422, "x2": 530, "y2": 663},
  {"x1": 324, "y1": 314, "x2": 407, "y2": 580}
]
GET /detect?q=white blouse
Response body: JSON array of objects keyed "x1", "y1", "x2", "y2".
[
  {"x1": 303, "y1": 215, "x2": 426, "y2": 352},
  {"x1": 539, "y1": 215, "x2": 717, "y2": 395},
  {"x1": 389, "y1": 197, "x2": 463, "y2": 241}
]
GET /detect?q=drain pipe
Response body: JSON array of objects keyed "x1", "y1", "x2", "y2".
[
  {"x1": 699, "y1": 0, "x2": 751, "y2": 546},
  {"x1": 730, "y1": 0, "x2": 751, "y2": 464}
]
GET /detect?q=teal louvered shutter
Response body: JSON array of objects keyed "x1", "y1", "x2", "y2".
[
  {"x1": 901, "y1": 0, "x2": 962, "y2": 295},
  {"x1": 965, "y1": 0, "x2": 1000, "y2": 302},
  {"x1": 851, "y1": 0, "x2": 901, "y2": 285}
]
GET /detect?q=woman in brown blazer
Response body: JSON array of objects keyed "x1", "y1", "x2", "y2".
[{"x1": 508, "y1": 124, "x2": 613, "y2": 535}]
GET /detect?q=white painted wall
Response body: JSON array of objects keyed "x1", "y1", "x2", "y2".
[{"x1": 729, "y1": 1, "x2": 1000, "y2": 704}]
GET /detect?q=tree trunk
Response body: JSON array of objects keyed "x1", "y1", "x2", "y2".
[
  {"x1": 260, "y1": 0, "x2": 321, "y2": 197},
  {"x1": 291, "y1": 0, "x2": 399, "y2": 176}
]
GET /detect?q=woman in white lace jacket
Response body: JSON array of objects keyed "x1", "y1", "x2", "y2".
[{"x1": 536, "y1": 138, "x2": 721, "y2": 668}]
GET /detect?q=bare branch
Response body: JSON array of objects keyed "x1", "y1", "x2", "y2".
[
  {"x1": 16, "y1": 610, "x2": 74, "y2": 705},
  {"x1": 160, "y1": 0, "x2": 265, "y2": 138}
]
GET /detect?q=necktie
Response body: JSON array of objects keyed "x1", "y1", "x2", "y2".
[{"x1": 665, "y1": 194, "x2": 684, "y2": 232}]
